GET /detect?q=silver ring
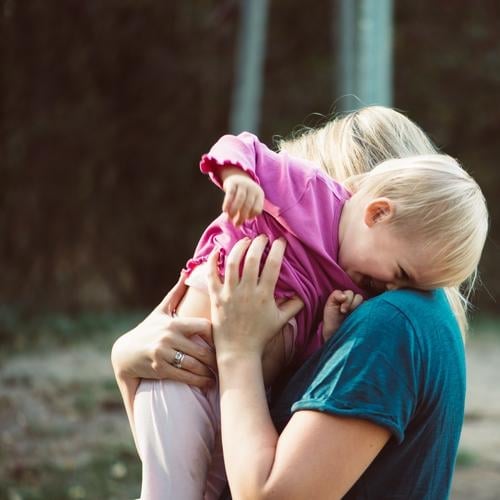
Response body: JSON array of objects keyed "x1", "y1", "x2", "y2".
[{"x1": 172, "y1": 350, "x2": 185, "y2": 369}]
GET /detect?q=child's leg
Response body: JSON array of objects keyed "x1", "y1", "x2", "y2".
[
  {"x1": 133, "y1": 286, "x2": 226, "y2": 500},
  {"x1": 204, "y1": 431, "x2": 227, "y2": 499},
  {"x1": 135, "y1": 377, "x2": 222, "y2": 499}
]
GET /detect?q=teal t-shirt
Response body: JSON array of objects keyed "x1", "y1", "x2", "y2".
[{"x1": 271, "y1": 289, "x2": 466, "y2": 499}]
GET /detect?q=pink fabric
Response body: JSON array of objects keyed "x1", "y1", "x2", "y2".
[
  {"x1": 134, "y1": 333, "x2": 225, "y2": 500},
  {"x1": 185, "y1": 132, "x2": 366, "y2": 363},
  {"x1": 135, "y1": 375, "x2": 225, "y2": 500}
]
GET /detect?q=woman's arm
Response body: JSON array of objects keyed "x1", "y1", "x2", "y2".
[
  {"x1": 207, "y1": 237, "x2": 390, "y2": 499},
  {"x1": 111, "y1": 275, "x2": 216, "y2": 445}
]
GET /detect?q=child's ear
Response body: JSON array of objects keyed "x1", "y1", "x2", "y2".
[{"x1": 364, "y1": 198, "x2": 394, "y2": 227}]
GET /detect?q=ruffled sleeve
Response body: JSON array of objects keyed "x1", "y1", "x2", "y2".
[{"x1": 200, "y1": 132, "x2": 317, "y2": 214}]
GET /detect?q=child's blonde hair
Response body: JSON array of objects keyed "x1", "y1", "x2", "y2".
[
  {"x1": 347, "y1": 155, "x2": 488, "y2": 288},
  {"x1": 278, "y1": 106, "x2": 488, "y2": 336}
]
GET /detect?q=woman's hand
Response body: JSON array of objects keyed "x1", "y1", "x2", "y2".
[
  {"x1": 207, "y1": 235, "x2": 304, "y2": 359},
  {"x1": 111, "y1": 274, "x2": 219, "y2": 452},
  {"x1": 111, "y1": 280, "x2": 217, "y2": 389}
]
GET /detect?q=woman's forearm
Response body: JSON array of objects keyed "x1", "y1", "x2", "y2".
[
  {"x1": 217, "y1": 352, "x2": 279, "y2": 499},
  {"x1": 207, "y1": 237, "x2": 303, "y2": 498}
]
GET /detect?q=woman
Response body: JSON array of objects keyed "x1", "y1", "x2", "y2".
[
  {"x1": 111, "y1": 108, "x2": 469, "y2": 498},
  {"x1": 112, "y1": 234, "x2": 465, "y2": 499}
]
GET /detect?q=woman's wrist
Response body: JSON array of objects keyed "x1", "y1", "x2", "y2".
[{"x1": 216, "y1": 349, "x2": 262, "y2": 371}]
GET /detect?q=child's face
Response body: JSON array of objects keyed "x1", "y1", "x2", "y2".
[{"x1": 338, "y1": 198, "x2": 435, "y2": 294}]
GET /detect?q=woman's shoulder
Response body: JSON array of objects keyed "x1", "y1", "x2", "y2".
[
  {"x1": 346, "y1": 289, "x2": 463, "y2": 361},
  {"x1": 375, "y1": 289, "x2": 457, "y2": 331}
]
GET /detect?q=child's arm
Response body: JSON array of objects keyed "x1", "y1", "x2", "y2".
[
  {"x1": 322, "y1": 290, "x2": 364, "y2": 340},
  {"x1": 201, "y1": 132, "x2": 315, "y2": 218}
]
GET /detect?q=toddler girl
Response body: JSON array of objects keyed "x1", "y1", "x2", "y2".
[{"x1": 132, "y1": 107, "x2": 488, "y2": 500}]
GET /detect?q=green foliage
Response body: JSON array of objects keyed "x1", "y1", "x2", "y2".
[
  {"x1": 1, "y1": 445, "x2": 141, "y2": 500},
  {"x1": 456, "y1": 448, "x2": 478, "y2": 468},
  {"x1": 0, "y1": 306, "x2": 144, "y2": 352}
]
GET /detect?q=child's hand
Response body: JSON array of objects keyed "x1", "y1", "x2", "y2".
[
  {"x1": 322, "y1": 290, "x2": 363, "y2": 341},
  {"x1": 221, "y1": 168, "x2": 264, "y2": 226}
]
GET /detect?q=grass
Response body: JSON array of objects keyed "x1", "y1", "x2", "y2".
[
  {"x1": 456, "y1": 448, "x2": 479, "y2": 468},
  {"x1": 0, "y1": 306, "x2": 145, "y2": 354},
  {"x1": 0, "y1": 308, "x2": 148, "y2": 500},
  {"x1": 2, "y1": 445, "x2": 141, "y2": 500},
  {"x1": 71, "y1": 380, "x2": 124, "y2": 416},
  {"x1": 469, "y1": 313, "x2": 500, "y2": 338}
]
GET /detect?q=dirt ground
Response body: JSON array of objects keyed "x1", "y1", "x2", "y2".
[{"x1": 1, "y1": 329, "x2": 499, "y2": 499}]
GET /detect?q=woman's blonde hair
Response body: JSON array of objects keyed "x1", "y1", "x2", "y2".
[
  {"x1": 277, "y1": 106, "x2": 438, "y2": 179},
  {"x1": 277, "y1": 106, "x2": 488, "y2": 336}
]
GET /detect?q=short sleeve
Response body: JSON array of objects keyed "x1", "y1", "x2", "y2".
[
  {"x1": 291, "y1": 300, "x2": 421, "y2": 443},
  {"x1": 200, "y1": 132, "x2": 318, "y2": 213}
]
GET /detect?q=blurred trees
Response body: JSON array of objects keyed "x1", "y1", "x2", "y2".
[{"x1": 1, "y1": 0, "x2": 498, "y2": 313}]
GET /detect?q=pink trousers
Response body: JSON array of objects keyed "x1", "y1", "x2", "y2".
[{"x1": 134, "y1": 375, "x2": 226, "y2": 500}]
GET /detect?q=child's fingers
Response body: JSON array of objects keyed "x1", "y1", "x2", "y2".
[
  {"x1": 339, "y1": 290, "x2": 364, "y2": 314},
  {"x1": 249, "y1": 193, "x2": 264, "y2": 219},
  {"x1": 323, "y1": 290, "x2": 346, "y2": 315},
  {"x1": 222, "y1": 183, "x2": 237, "y2": 214},
  {"x1": 339, "y1": 290, "x2": 354, "y2": 314},
  {"x1": 238, "y1": 192, "x2": 255, "y2": 223},
  {"x1": 231, "y1": 187, "x2": 247, "y2": 223},
  {"x1": 350, "y1": 294, "x2": 363, "y2": 311},
  {"x1": 248, "y1": 187, "x2": 264, "y2": 218},
  {"x1": 255, "y1": 193, "x2": 264, "y2": 214},
  {"x1": 224, "y1": 185, "x2": 245, "y2": 221},
  {"x1": 244, "y1": 191, "x2": 263, "y2": 221},
  {"x1": 329, "y1": 290, "x2": 346, "y2": 305},
  {"x1": 234, "y1": 209, "x2": 246, "y2": 226}
]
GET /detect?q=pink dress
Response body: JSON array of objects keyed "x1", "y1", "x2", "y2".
[{"x1": 184, "y1": 131, "x2": 365, "y2": 363}]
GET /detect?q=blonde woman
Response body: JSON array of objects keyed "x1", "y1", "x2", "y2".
[{"x1": 112, "y1": 107, "x2": 487, "y2": 499}]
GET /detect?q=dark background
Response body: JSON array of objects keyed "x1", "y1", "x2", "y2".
[{"x1": 2, "y1": 0, "x2": 499, "y2": 316}]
